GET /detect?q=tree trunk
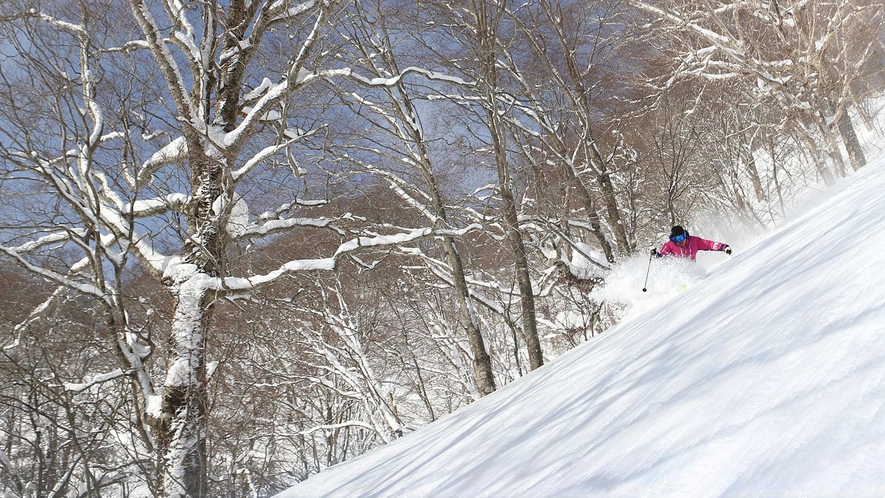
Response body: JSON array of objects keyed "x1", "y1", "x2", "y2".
[
  {"x1": 563, "y1": 161, "x2": 616, "y2": 263},
  {"x1": 583, "y1": 135, "x2": 629, "y2": 254},
  {"x1": 594, "y1": 162, "x2": 631, "y2": 254},
  {"x1": 736, "y1": 114, "x2": 766, "y2": 202},
  {"x1": 498, "y1": 187, "x2": 544, "y2": 370},
  {"x1": 836, "y1": 107, "x2": 866, "y2": 170},
  {"x1": 813, "y1": 103, "x2": 847, "y2": 178},
  {"x1": 487, "y1": 85, "x2": 544, "y2": 370},
  {"x1": 386, "y1": 61, "x2": 498, "y2": 395},
  {"x1": 820, "y1": 96, "x2": 866, "y2": 172},
  {"x1": 155, "y1": 272, "x2": 211, "y2": 498},
  {"x1": 794, "y1": 122, "x2": 836, "y2": 186},
  {"x1": 477, "y1": 0, "x2": 544, "y2": 371},
  {"x1": 442, "y1": 236, "x2": 497, "y2": 395}
]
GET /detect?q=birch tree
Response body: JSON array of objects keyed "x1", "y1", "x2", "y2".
[
  {"x1": 330, "y1": 0, "x2": 498, "y2": 395},
  {"x1": 0, "y1": 0, "x2": 433, "y2": 495},
  {"x1": 465, "y1": 0, "x2": 545, "y2": 370},
  {"x1": 505, "y1": 0, "x2": 634, "y2": 260}
]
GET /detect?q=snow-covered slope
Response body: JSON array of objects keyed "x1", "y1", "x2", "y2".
[{"x1": 278, "y1": 158, "x2": 885, "y2": 498}]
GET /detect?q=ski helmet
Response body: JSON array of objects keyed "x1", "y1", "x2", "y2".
[{"x1": 669, "y1": 225, "x2": 689, "y2": 242}]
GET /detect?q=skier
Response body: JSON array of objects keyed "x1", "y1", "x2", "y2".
[{"x1": 651, "y1": 225, "x2": 731, "y2": 261}]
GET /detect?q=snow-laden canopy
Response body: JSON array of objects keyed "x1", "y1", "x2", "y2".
[{"x1": 278, "y1": 155, "x2": 885, "y2": 497}]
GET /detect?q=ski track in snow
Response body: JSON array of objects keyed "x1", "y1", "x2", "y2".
[{"x1": 278, "y1": 156, "x2": 885, "y2": 498}]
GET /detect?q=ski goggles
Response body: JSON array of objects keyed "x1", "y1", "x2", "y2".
[{"x1": 670, "y1": 233, "x2": 687, "y2": 243}]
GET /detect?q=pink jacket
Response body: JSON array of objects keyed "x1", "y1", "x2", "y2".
[{"x1": 659, "y1": 236, "x2": 727, "y2": 261}]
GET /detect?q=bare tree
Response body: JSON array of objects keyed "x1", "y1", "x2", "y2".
[
  {"x1": 329, "y1": 0, "x2": 498, "y2": 395},
  {"x1": 0, "y1": 0, "x2": 434, "y2": 495},
  {"x1": 466, "y1": 0, "x2": 545, "y2": 370},
  {"x1": 0, "y1": 271, "x2": 142, "y2": 496},
  {"x1": 506, "y1": 0, "x2": 634, "y2": 258},
  {"x1": 628, "y1": 0, "x2": 885, "y2": 183}
]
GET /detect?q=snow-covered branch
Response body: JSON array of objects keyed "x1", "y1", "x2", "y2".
[
  {"x1": 213, "y1": 227, "x2": 432, "y2": 293},
  {"x1": 234, "y1": 215, "x2": 341, "y2": 239},
  {"x1": 135, "y1": 136, "x2": 188, "y2": 187},
  {"x1": 232, "y1": 133, "x2": 314, "y2": 181},
  {"x1": 224, "y1": 1, "x2": 331, "y2": 148},
  {"x1": 64, "y1": 369, "x2": 126, "y2": 393},
  {"x1": 0, "y1": 245, "x2": 110, "y2": 305},
  {"x1": 129, "y1": 0, "x2": 195, "y2": 119},
  {"x1": 124, "y1": 193, "x2": 190, "y2": 218}
]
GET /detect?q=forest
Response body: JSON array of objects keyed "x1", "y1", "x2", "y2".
[{"x1": 0, "y1": 0, "x2": 882, "y2": 496}]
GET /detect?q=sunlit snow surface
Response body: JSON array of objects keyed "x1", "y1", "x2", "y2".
[{"x1": 279, "y1": 157, "x2": 885, "y2": 498}]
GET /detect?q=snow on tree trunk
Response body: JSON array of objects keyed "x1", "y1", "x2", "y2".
[{"x1": 156, "y1": 267, "x2": 211, "y2": 498}]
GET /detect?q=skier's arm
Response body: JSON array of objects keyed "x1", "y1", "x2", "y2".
[{"x1": 696, "y1": 237, "x2": 730, "y2": 253}]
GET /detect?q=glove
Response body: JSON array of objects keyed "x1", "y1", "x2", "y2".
[
  {"x1": 722, "y1": 245, "x2": 732, "y2": 255},
  {"x1": 650, "y1": 248, "x2": 658, "y2": 257}
]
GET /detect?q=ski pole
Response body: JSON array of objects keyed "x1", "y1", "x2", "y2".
[{"x1": 642, "y1": 250, "x2": 654, "y2": 292}]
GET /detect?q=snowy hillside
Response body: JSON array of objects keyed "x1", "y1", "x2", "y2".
[{"x1": 278, "y1": 157, "x2": 885, "y2": 498}]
